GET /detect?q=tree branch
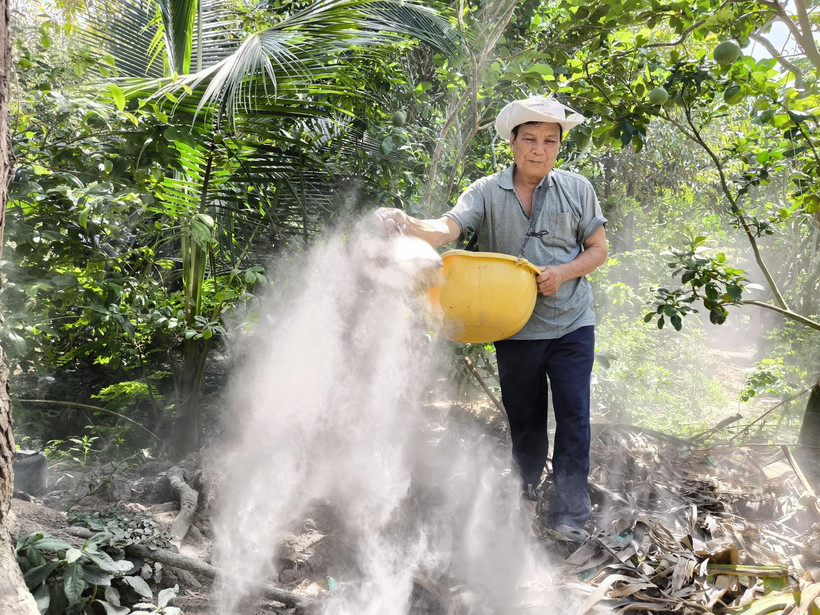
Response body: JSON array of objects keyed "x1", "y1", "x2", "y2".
[
  {"x1": 749, "y1": 32, "x2": 804, "y2": 88},
  {"x1": 677, "y1": 110, "x2": 791, "y2": 310},
  {"x1": 790, "y1": 0, "x2": 820, "y2": 69},
  {"x1": 15, "y1": 399, "x2": 161, "y2": 442},
  {"x1": 741, "y1": 299, "x2": 820, "y2": 331},
  {"x1": 757, "y1": 0, "x2": 820, "y2": 69},
  {"x1": 422, "y1": 0, "x2": 517, "y2": 209}
]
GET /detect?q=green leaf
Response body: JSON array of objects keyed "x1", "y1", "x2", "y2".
[
  {"x1": 157, "y1": 585, "x2": 179, "y2": 608},
  {"x1": 82, "y1": 548, "x2": 121, "y2": 574},
  {"x1": 8, "y1": 331, "x2": 28, "y2": 354},
  {"x1": 191, "y1": 215, "x2": 215, "y2": 245},
  {"x1": 529, "y1": 63, "x2": 553, "y2": 76},
  {"x1": 63, "y1": 561, "x2": 86, "y2": 604},
  {"x1": 33, "y1": 582, "x2": 50, "y2": 612},
  {"x1": 86, "y1": 532, "x2": 115, "y2": 548},
  {"x1": 78, "y1": 206, "x2": 91, "y2": 229},
  {"x1": 164, "y1": 126, "x2": 181, "y2": 142},
  {"x1": 104, "y1": 586, "x2": 122, "y2": 606},
  {"x1": 23, "y1": 561, "x2": 59, "y2": 590},
  {"x1": 123, "y1": 112, "x2": 139, "y2": 127},
  {"x1": 709, "y1": 309, "x2": 727, "y2": 325},
  {"x1": 734, "y1": 590, "x2": 794, "y2": 614},
  {"x1": 65, "y1": 548, "x2": 82, "y2": 564},
  {"x1": 726, "y1": 284, "x2": 743, "y2": 300},
  {"x1": 122, "y1": 575, "x2": 153, "y2": 599},
  {"x1": 25, "y1": 545, "x2": 46, "y2": 568},
  {"x1": 82, "y1": 563, "x2": 114, "y2": 586},
  {"x1": 32, "y1": 537, "x2": 73, "y2": 552},
  {"x1": 108, "y1": 84, "x2": 126, "y2": 111},
  {"x1": 92, "y1": 600, "x2": 130, "y2": 615}
]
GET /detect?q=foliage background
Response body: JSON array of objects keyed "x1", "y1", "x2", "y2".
[{"x1": 4, "y1": 0, "x2": 819, "y2": 460}]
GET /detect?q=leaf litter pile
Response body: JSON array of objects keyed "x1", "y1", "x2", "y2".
[
  {"x1": 278, "y1": 417, "x2": 820, "y2": 614},
  {"x1": 549, "y1": 424, "x2": 820, "y2": 615},
  {"x1": 262, "y1": 416, "x2": 820, "y2": 614},
  {"x1": 11, "y1": 413, "x2": 820, "y2": 614}
]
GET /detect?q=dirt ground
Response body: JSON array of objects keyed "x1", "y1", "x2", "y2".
[{"x1": 9, "y1": 396, "x2": 820, "y2": 614}]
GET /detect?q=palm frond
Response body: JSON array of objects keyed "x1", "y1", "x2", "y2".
[
  {"x1": 285, "y1": 0, "x2": 462, "y2": 58},
  {"x1": 194, "y1": 0, "x2": 243, "y2": 69},
  {"x1": 154, "y1": 0, "x2": 199, "y2": 73},
  {"x1": 114, "y1": 0, "x2": 462, "y2": 125},
  {"x1": 80, "y1": 0, "x2": 165, "y2": 78},
  {"x1": 79, "y1": 0, "x2": 246, "y2": 79}
]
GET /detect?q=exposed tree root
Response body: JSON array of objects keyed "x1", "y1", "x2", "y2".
[
  {"x1": 67, "y1": 527, "x2": 317, "y2": 611},
  {"x1": 127, "y1": 543, "x2": 317, "y2": 611},
  {"x1": 166, "y1": 466, "x2": 199, "y2": 550}
]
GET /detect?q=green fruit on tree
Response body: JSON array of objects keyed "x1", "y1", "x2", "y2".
[
  {"x1": 391, "y1": 110, "x2": 407, "y2": 126},
  {"x1": 648, "y1": 86, "x2": 669, "y2": 106},
  {"x1": 713, "y1": 40, "x2": 741, "y2": 66},
  {"x1": 723, "y1": 85, "x2": 743, "y2": 105}
]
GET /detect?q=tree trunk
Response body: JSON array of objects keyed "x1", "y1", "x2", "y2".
[
  {"x1": 798, "y1": 377, "x2": 820, "y2": 462},
  {"x1": 1, "y1": 352, "x2": 38, "y2": 613},
  {"x1": 0, "y1": 0, "x2": 38, "y2": 609}
]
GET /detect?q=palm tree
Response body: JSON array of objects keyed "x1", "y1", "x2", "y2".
[{"x1": 73, "y1": 0, "x2": 462, "y2": 454}]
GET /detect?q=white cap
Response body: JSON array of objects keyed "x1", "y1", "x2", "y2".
[{"x1": 494, "y1": 96, "x2": 585, "y2": 140}]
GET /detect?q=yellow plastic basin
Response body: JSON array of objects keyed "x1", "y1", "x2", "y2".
[{"x1": 427, "y1": 250, "x2": 541, "y2": 343}]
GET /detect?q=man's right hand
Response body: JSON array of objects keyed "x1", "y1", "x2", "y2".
[
  {"x1": 373, "y1": 207, "x2": 408, "y2": 237},
  {"x1": 372, "y1": 208, "x2": 461, "y2": 248}
]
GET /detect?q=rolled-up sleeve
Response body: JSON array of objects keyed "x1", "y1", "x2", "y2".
[
  {"x1": 576, "y1": 179, "x2": 607, "y2": 245},
  {"x1": 444, "y1": 177, "x2": 490, "y2": 237}
]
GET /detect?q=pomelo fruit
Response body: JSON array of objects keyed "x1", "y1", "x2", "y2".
[
  {"x1": 391, "y1": 110, "x2": 407, "y2": 126},
  {"x1": 714, "y1": 40, "x2": 741, "y2": 66},
  {"x1": 648, "y1": 86, "x2": 669, "y2": 106}
]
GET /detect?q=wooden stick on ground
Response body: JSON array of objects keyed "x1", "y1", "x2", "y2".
[{"x1": 781, "y1": 446, "x2": 820, "y2": 523}]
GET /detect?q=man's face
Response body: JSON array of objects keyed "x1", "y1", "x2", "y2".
[{"x1": 510, "y1": 122, "x2": 561, "y2": 179}]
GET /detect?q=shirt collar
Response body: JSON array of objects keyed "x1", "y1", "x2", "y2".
[{"x1": 500, "y1": 164, "x2": 554, "y2": 190}]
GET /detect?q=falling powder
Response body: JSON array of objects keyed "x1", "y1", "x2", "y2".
[{"x1": 207, "y1": 219, "x2": 578, "y2": 614}]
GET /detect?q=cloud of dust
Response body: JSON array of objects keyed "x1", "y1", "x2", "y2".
[{"x1": 206, "y1": 220, "x2": 571, "y2": 614}]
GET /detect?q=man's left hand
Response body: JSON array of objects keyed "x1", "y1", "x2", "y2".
[{"x1": 536, "y1": 266, "x2": 565, "y2": 296}]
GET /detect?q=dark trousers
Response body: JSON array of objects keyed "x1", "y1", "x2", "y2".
[{"x1": 495, "y1": 326, "x2": 594, "y2": 528}]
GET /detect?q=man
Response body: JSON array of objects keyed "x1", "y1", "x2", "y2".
[{"x1": 377, "y1": 96, "x2": 607, "y2": 542}]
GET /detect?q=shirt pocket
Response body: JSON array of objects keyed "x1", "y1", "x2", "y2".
[{"x1": 537, "y1": 212, "x2": 576, "y2": 250}]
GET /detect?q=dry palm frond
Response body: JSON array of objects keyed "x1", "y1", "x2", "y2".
[{"x1": 560, "y1": 424, "x2": 820, "y2": 615}]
